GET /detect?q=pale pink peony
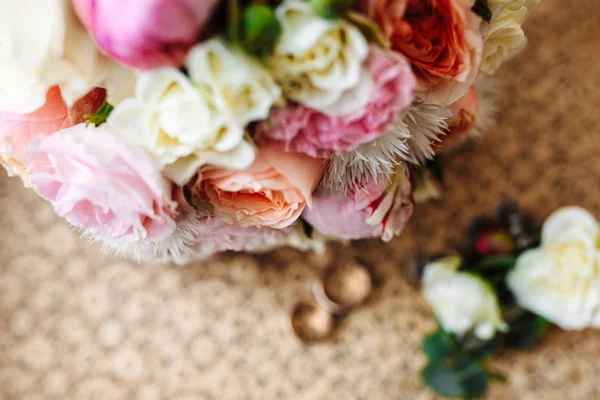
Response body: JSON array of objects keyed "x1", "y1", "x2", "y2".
[
  {"x1": 72, "y1": 0, "x2": 221, "y2": 70},
  {"x1": 0, "y1": 86, "x2": 105, "y2": 184},
  {"x1": 27, "y1": 123, "x2": 177, "y2": 241},
  {"x1": 192, "y1": 146, "x2": 327, "y2": 229},
  {"x1": 255, "y1": 47, "x2": 416, "y2": 158},
  {"x1": 186, "y1": 217, "x2": 293, "y2": 261},
  {"x1": 361, "y1": 0, "x2": 482, "y2": 104},
  {"x1": 302, "y1": 165, "x2": 414, "y2": 241}
]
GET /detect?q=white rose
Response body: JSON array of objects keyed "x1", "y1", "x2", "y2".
[
  {"x1": 480, "y1": 0, "x2": 541, "y2": 75},
  {"x1": 507, "y1": 207, "x2": 600, "y2": 330},
  {"x1": 423, "y1": 256, "x2": 508, "y2": 340},
  {"x1": 186, "y1": 39, "x2": 281, "y2": 126},
  {"x1": 0, "y1": 0, "x2": 134, "y2": 114},
  {"x1": 269, "y1": 0, "x2": 371, "y2": 116},
  {"x1": 108, "y1": 68, "x2": 256, "y2": 186}
]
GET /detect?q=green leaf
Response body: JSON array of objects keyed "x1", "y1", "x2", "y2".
[
  {"x1": 85, "y1": 101, "x2": 114, "y2": 126},
  {"x1": 241, "y1": 5, "x2": 282, "y2": 57},
  {"x1": 455, "y1": 355, "x2": 489, "y2": 399},
  {"x1": 505, "y1": 313, "x2": 549, "y2": 349},
  {"x1": 423, "y1": 331, "x2": 455, "y2": 361},
  {"x1": 310, "y1": 0, "x2": 356, "y2": 19},
  {"x1": 422, "y1": 361, "x2": 466, "y2": 398},
  {"x1": 487, "y1": 371, "x2": 507, "y2": 382},
  {"x1": 472, "y1": 0, "x2": 492, "y2": 23},
  {"x1": 346, "y1": 11, "x2": 391, "y2": 49},
  {"x1": 476, "y1": 255, "x2": 517, "y2": 271},
  {"x1": 465, "y1": 336, "x2": 500, "y2": 361}
]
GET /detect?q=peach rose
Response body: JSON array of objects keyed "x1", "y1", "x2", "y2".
[
  {"x1": 436, "y1": 86, "x2": 478, "y2": 151},
  {"x1": 0, "y1": 86, "x2": 105, "y2": 184},
  {"x1": 361, "y1": 0, "x2": 482, "y2": 105},
  {"x1": 192, "y1": 147, "x2": 327, "y2": 229}
]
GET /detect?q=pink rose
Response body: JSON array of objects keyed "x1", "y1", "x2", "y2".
[
  {"x1": 0, "y1": 86, "x2": 106, "y2": 185},
  {"x1": 27, "y1": 123, "x2": 177, "y2": 241},
  {"x1": 255, "y1": 47, "x2": 415, "y2": 158},
  {"x1": 72, "y1": 0, "x2": 221, "y2": 70},
  {"x1": 361, "y1": 0, "x2": 482, "y2": 104},
  {"x1": 302, "y1": 165, "x2": 414, "y2": 241},
  {"x1": 436, "y1": 86, "x2": 478, "y2": 151},
  {"x1": 186, "y1": 217, "x2": 293, "y2": 261},
  {"x1": 192, "y1": 146, "x2": 327, "y2": 229}
]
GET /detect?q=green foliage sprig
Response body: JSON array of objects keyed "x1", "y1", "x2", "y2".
[
  {"x1": 422, "y1": 327, "x2": 504, "y2": 399},
  {"x1": 85, "y1": 101, "x2": 114, "y2": 126},
  {"x1": 227, "y1": 0, "x2": 282, "y2": 58}
]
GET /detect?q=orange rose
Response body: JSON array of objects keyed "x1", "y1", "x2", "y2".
[
  {"x1": 436, "y1": 86, "x2": 478, "y2": 151},
  {"x1": 361, "y1": 0, "x2": 482, "y2": 104},
  {"x1": 193, "y1": 147, "x2": 327, "y2": 229}
]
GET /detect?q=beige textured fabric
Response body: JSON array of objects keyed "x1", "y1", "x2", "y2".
[{"x1": 1, "y1": 1, "x2": 599, "y2": 399}]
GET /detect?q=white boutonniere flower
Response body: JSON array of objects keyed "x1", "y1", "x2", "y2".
[
  {"x1": 507, "y1": 207, "x2": 600, "y2": 330},
  {"x1": 269, "y1": 0, "x2": 371, "y2": 116},
  {"x1": 423, "y1": 256, "x2": 508, "y2": 340}
]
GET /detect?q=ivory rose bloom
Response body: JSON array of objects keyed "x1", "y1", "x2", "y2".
[
  {"x1": 269, "y1": 0, "x2": 371, "y2": 116},
  {"x1": 361, "y1": 0, "x2": 483, "y2": 105},
  {"x1": 507, "y1": 207, "x2": 600, "y2": 330},
  {"x1": 302, "y1": 165, "x2": 414, "y2": 241},
  {"x1": 0, "y1": 86, "x2": 105, "y2": 185},
  {"x1": 255, "y1": 47, "x2": 415, "y2": 157},
  {"x1": 193, "y1": 147, "x2": 327, "y2": 229},
  {"x1": 423, "y1": 256, "x2": 508, "y2": 339},
  {"x1": 28, "y1": 124, "x2": 177, "y2": 242},
  {"x1": 108, "y1": 69, "x2": 255, "y2": 186},
  {"x1": 185, "y1": 39, "x2": 282, "y2": 127},
  {"x1": 481, "y1": 0, "x2": 541, "y2": 75},
  {"x1": 436, "y1": 87, "x2": 478, "y2": 151},
  {"x1": 72, "y1": 0, "x2": 221, "y2": 70},
  {"x1": 0, "y1": 0, "x2": 133, "y2": 114}
]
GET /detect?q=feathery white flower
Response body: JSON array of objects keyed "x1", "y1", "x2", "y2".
[
  {"x1": 95, "y1": 204, "x2": 203, "y2": 266},
  {"x1": 323, "y1": 102, "x2": 449, "y2": 192},
  {"x1": 403, "y1": 103, "x2": 450, "y2": 164}
]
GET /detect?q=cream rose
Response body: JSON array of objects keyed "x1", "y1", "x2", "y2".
[
  {"x1": 507, "y1": 207, "x2": 600, "y2": 330},
  {"x1": 186, "y1": 39, "x2": 282, "y2": 126},
  {"x1": 480, "y1": 0, "x2": 541, "y2": 75},
  {"x1": 0, "y1": 0, "x2": 134, "y2": 114},
  {"x1": 269, "y1": 0, "x2": 371, "y2": 116},
  {"x1": 108, "y1": 68, "x2": 256, "y2": 185},
  {"x1": 423, "y1": 256, "x2": 508, "y2": 340}
]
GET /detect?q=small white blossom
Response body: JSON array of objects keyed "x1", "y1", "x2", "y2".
[
  {"x1": 186, "y1": 39, "x2": 282, "y2": 127},
  {"x1": 423, "y1": 256, "x2": 508, "y2": 340}
]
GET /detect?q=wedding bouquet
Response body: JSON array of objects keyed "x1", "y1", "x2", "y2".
[{"x1": 0, "y1": 0, "x2": 539, "y2": 264}]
